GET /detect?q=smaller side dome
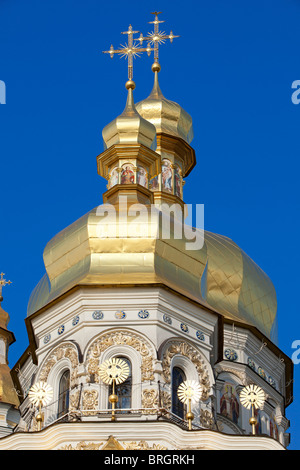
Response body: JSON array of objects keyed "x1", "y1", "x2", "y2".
[
  {"x1": 136, "y1": 71, "x2": 194, "y2": 145},
  {"x1": 102, "y1": 82, "x2": 157, "y2": 151}
]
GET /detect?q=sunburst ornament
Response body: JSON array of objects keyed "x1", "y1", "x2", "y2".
[
  {"x1": 98, "y1": 358, "x2": 130, "y2": 422},
  {"x1": 98, "y1": 358, "x2": 130, "y2": 385},
  {"x1": 177, "y1": 380, "x2": 202, "y2": 405},
  {"x1": 28, "y1": 381, "x2": 53, "y2": 431},
  {"x1": 239, "y1": 384, "x2": 266, "y2": 410},
  {"x1": 177, "y1": 380, "x2": 202, "y2": 431},
  {"x1": 240, "y1": 384, "x2": 266, "y2": 436},
  {"x1": 28, "y1": 381, "x2": 53, "y2": 407}
]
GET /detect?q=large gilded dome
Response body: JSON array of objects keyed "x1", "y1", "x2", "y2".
[{"x1": 27, "y1": 206, "x2": 277, "y2": 343}]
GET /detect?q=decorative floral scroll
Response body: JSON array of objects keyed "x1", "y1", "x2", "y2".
[
  {"x1": 39, "y1": 343, "x2": 79, "y2": 387},
  {"x1": 86, "y1": 331, "x2": 155, "y2": 382},
  {"x1": 162, "y1": 340, "x2": 210, "y2": 400}
]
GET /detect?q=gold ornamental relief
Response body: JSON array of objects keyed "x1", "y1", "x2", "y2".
[
  {"x1": 162, "y1": 341, "x2": 211, "y2": 400},
  {"x1": 58, "y1": 441, "x2": 103, "y2": 450},
  {"x1": 161, "y1": 390, "x2": 172, "y2": 411},
  {"x1": 200, "y1": 409, "x2": 214, "y2": 429},
  {"x1": 39, "y1": 343, "x2": 79, "y2": 387},
  {"x1": 69, "y1": 391, "x2": 80, "y2": 412},
  {"x1": 142, "y1": 389, "x2": 159, "y2": 412},
  {"x1": 123, "y1": 440, "x2": 168, "y2": 450},
  {"x1": 86, "y1": 331, "x2": 155, "y2": 382},
  {"x1": 82, "y1": 389, "x2": 99, "y2": 415},
  {"x1": 141, "y1": 389, "x2": 172, "y2": 413}
]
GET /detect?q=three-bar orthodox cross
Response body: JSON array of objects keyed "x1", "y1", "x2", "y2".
[
  {"x1": 138, "y1": 12, "x2": 179, "y2": 64},
  {"x1": 103, "y1": 24, "x2": 153, "y2": 82}
]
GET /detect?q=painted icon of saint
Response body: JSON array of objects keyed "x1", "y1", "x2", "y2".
[
  {"x1": 220, "y1": 384, "x2": 240, "y2": 425},
  {"x1": 162, "y1": 160, "x2": 173, "y2": 193},
  {"x1": 150, "y1": 175, "x2": 159, "y2": 191},
  {"x1": 109, "y1": 168, "x2": 119, "y2": 188},
  {"x1": 137, "y1": 167, "x2": 148, "y2": 187},
  {"x1": 121, "y1": 165, "x2": 134, "y2": 184},
  {"x1": 174, "y1": 166, "x2": 181, "y2": 197}
]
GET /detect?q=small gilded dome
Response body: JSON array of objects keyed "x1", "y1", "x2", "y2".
[
  {"x1": 136, "y1": 71, "x2": 194, "y2": 145},
  {"x1": 102, "y1": 83, "x2": 157, "y2": 150}
]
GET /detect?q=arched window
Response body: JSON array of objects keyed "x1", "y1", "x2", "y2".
[
  {"x1": 109, "y1": 357, "x2": 132, "y2": 411},
  {"x1": 171, "y1": 366, "x2": 186, "y2": 419},
  {"x1": 57, "y1": 370, "x2": 70, "y2": 418}
]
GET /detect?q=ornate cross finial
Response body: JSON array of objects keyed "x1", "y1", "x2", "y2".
[
  {"x1": 103, "y1": 24, "x2": 153, "y2": 86},
  {"x1": 139, "y1": 12, "x2": 179, "y2": 66},
  {"x1": 0, "y1": 272, "x2": 12, "y2": 302}
]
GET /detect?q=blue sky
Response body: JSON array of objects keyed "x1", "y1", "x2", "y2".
[{"x1": 0, "y1": 0, "x2": 299, "y2": 448}]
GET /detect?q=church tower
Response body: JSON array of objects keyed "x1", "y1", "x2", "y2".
[
  {"x1": 0, "y1": 274, "x2": 20, "y2": 437},
  {"x1": 0, "y1": 13, "x2": 293, "y2": 450}
]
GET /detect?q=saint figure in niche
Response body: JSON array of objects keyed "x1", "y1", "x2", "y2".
[
  {"x1": 162, "y1": 159, "x2": 173, "y2": 193},
  {"x1": 220, "y1": 383, "x2": 240, "y2": 424},
  {"x1": 121, "y1": 165, "x2": 134, "y2": 184},
  {"x1": 174, "y1": 166, "x2": 181, "y2": 198},
  {"x1": 109, "y1": 167, "x2": 119, "y2": 188},
  {"x1": 137, "y1": 167, "x2": 148, "y2": 187},
  {"x1": 150, "y1": 175, "x2": 159, "y2": 191}
]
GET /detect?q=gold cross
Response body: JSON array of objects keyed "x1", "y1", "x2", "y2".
[
  {"x1": 103, "y1": 24, "x2": 153, "y2": 81},
  {"x1": 0, "y1": 272, "x2": 12, "y2": 300},
  {"x1": 139, "y1": 12, "x2": 179, "y2": 64}
]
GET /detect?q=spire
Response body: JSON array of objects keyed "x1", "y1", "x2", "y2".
[
  {"x1": 102, "y1": 23, "x2": 156, "y2": 151},
  {"x1": 121, "y1": 81, "x2": 139, "y2": 118},
  {"x1": 135, "y1": 14, "x2": 195, "y2": 207},
  {"x1": 98, "y1": 23, "x2": 160, "y2": 206},
  {"x1": 148, "y1": 63, "x2": 164, "y2": 100}
]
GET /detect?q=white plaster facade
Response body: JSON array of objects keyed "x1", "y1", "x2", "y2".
[{"x1": 1, "y1": 285, "x2": 291, "y2": 450}]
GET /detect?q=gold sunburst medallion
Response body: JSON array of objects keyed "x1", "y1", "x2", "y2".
[
  {"x1": 239, "y1": 384, "x2": 266, "y2": 410},
  {"x1": 28, "y1": 381, "x2": 53, "y2": 407},
  {"x1": 98, "y1": 358, "x2": 130, "y2": 385},
  {"x1": 177, "y1": 380, "x2": 202, "y2": 404}
]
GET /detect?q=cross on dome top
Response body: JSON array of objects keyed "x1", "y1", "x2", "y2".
[
  {"x1": 103, "y1": 24, "x2": 154, "y2": 86},
  {"x1": 138, "y1": 12, "x2": 179, "y2": 66},
  {"x1": 0, "y1": 272, "x2": 12, "y2": 302}
]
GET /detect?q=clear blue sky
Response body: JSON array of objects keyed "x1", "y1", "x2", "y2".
[{"x1": 0, "y1": 0, "x2": 299, "y2": 448}]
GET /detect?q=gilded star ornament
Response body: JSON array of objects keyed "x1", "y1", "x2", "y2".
[
  {"x1": 177, "y1": 380, "x2": 202, "y2": 405},
  {"x1": 28, "y1": 381, "x2": 53, "y2": 407},
  {"x1": 239, "y1": 384, "x2": 266, "y2": 410},
  {"x1": 103, "y1": 24, "x2": 153, "y2": 81},
  {"x1": 98, "y1": 357, "x2": 130, "y2": 385}
]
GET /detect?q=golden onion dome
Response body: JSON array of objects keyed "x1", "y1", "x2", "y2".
[
  {"x1": 135, "y1": 69, "x2": 194, "y2": 145},
  {"x1": 0, "y1": 303, "x2": 9, "y2": 331},
  {"x1": 27, "y1": 206, "x2": 277, "y2": 343},
  {"x1": 102, "y1": 81, "x2": 157, "y2": 151}
]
